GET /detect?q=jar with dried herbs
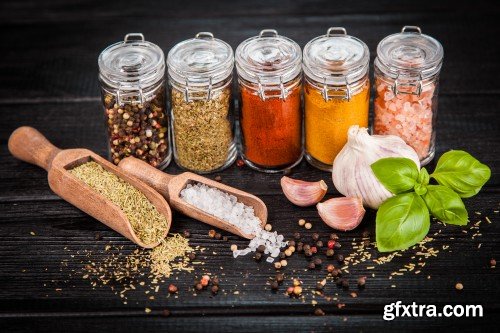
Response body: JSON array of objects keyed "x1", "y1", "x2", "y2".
[
  {"x1": 167, "y1": 32, "x2": 236, "y2": 173},
  {"x1": 235, "y1": 29, "x2": 303, "y2": 173},
  {"x1": 98, "y1": 33, "x2": 171, "y2": 169},
  {"x1": 303, "y1": 27, "x2": 370, "y2": 171}
]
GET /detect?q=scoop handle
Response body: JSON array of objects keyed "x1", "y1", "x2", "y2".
[
  {"x1": 8, "y1": 126, "x2": 61, "y2": 171},
  {"x1": 118, "y1": 156, "x2": 173, "y2": 200}
]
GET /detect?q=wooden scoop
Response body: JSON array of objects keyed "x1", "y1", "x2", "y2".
[
  {"x1": 8, "y1": 126, "x2": 172, "y2": 248},
  {"x1": 118, "y1": 157, "x2": 267, "y2": 239}
]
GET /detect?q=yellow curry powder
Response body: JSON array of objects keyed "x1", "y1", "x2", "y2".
[{"x1": 304, "y1": 81, "x2": 370, "y2": 165}]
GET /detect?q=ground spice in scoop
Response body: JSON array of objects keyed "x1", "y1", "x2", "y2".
[
  {"x1": 69, "y1": 161, "x2": 168, "y2": 245},
  {"x1": 240, "y1": 84, "x2": 302, "y2": 168}
]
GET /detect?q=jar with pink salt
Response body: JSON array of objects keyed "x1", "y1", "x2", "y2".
[{"x1": 374, "y1": 26, "x2": 443, "y2": 165}]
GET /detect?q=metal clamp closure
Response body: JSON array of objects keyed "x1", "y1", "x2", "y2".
[
  {"x1": 257, "y1": 76, "x2": 289, "y2": 100},
  {"x1": 392, "y1": 73, "x2": 423, "y2": 96},
  {"x1": 195, "y1": 32, "x2": 214, "y2": 40},
  {"x1": 116, "y1": 84, "x2": 145, "y2": 105},
  {"x1": 183, "y1": 76, "x2": 213, "y2": 102},
  {"x1": 321, "y1": 76, "x2": 351, "y2": 102},
  {"x1": 124, "y1": 33, "x2": 145, "y2": 42},
  {"x1": 259, "y1": 29, "x2": 278, "y2": 38},
  {"x1": 401, "y1": 26, "x2": 422, "y2": 34},
  {"x1": 326, "y1": 27, "x2": 347, "y2": 37}
]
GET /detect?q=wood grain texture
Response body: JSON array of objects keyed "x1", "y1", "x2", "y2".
[{"x1": 0, "y1": 0, "x2": 499, "y2": 332}]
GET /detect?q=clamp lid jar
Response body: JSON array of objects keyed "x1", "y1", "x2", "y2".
[
  {"x1": 303, "y1": 27, "x2": 370, "y2": 170},
  {"x1": 235, "y1": 29, "x2": 303, "y2": 173},
  {"x1": 98, "y1": 33, "x2": 170, "y2": 168},
  {"x1": 373, "y1": 26, "x2": 444, "y2": 165},
  {"x1": 167, "y1": 32, "x2": 236, "y2": 173}
]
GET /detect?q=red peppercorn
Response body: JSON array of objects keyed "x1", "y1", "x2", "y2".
[
  {"x1": 236, "y1": 159, "x2": 245, "y2": 167},
  {"x1": 327, "y1": 240, "x2": 335, "y2": 249},
  {"x1": 311, "y1": 246, "x2": 317, "y2": 254}
]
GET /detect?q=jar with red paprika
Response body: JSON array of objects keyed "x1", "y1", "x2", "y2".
[{"x1": 235, "y1": 29, "x2": 303, "y2": 173}]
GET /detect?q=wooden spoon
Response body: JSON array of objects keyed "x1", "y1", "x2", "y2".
[
  {"x1": 118, "y1": 157, "x2": 268, "y2": 239},
  {"x1": 8, "y1": 126, "x2": 172, "y2": 248}
]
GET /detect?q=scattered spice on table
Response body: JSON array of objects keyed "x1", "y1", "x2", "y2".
[
  {"x1": 170, "y1": 87, "x2": 234, "y2": 172},
  {"x1": 69, "y1": 161, "x2": 169, "y2": 245}
]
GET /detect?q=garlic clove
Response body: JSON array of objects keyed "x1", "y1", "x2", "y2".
[
  {"x1": 317, "y1": 197, "x2": 365, "y2": 231},
  {"x1": 280, "y1": 176, "x2": 328, "y2": 207}
]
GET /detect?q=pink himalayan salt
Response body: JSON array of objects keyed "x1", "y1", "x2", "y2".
[{"x1": 374, "y1": 78, "x2": 435, "y2": 160}]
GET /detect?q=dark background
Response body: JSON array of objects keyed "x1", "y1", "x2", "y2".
[{"x1": 0, "y1": 1, "x2": 499, "y2": 332}]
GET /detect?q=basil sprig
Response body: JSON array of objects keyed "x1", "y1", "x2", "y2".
[{"x1": 371, "y1": 151, "x2": 490, "y2": 252}]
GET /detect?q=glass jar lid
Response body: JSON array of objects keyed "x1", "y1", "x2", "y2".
[
  {"x1": 98, "y1": 33, "x2": 165, "y2": 91},
  {"x1": 303, "y1": 27, "x2": 369, "y2": 86},
  {"x1": 376, "y1": 26, "x2": 443, "y2": 80},
  {"x1": 167, "y1": 32, "x2": 234, "y2": 90},
  {"x1": 235, "y1": 29, "x2": 302, "y2": 86}
]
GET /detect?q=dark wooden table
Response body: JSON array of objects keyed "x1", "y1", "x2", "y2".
[{"x1": 1, "y1": 1, "x2": 499, "y2": 332}]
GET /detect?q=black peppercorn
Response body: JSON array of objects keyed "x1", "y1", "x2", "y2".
[
  {"x1": 195, "y1": 283, "x2": 203, "y2": 291},
  {"x1": 215, "y1": 233, "x2": 222, "y2": 240},
  {"x1": 297, "y1": 244, "x2": 303, "y2": 253},
  {"x1": 257, "y1": 245, "x2": 266, "y2": 253},
  {"x1": 276, "y1": 273, "x2": 284, "y2": 284},
  {"x1": 288, "y1": 240, "x2": 296, "y2": 247},
  {"x1": 305, "y1": 250, "x2": 312, "y2": 257},
  {"x1": 341, "y1": 279, "x2": 349, "y2": 290},
  {"x1": 362, "y1": 230, "x2": 370, "y2": 238},
  {"x1": 337, "y1": 254, "x2": 344, "y2": 263},
  {"x1": 254, "y1": 252, "x2": 262, "y2": 261},
  {"x1": 316, "y1": 282, "x2": 324, "y2": 291},
  {"x1": 312, "y1": 233, "x2": 320, "y2": 241},
  {"x1": 183, "y1": 230, "x2": 191, "y2": 238},
  {"x1": 357, "y1": 276, "x2": 366, "y2": 289},
  {"x1": 332, "y1": 269, "x2": 341, "y2": 277},
  {"x1": 94, "y1": 233, "x2": 102, "y2": 240},
  {"x1": 316, "y1": 240, "x2": 323, "y2": 248},
  {"x1": 188, "y1": 253, "x2": 196, "y2": 260},
  {"x1": 334, "y1": 242, "x2": 341, "y2": 249},
  {"x1": 212, "y1": 277, "x2": 220, "y2": 286},
  {"x1": 294, "y1": 232, "x2": 301, "y2": 240},
  {"x1": 222, "y1": 236, "x2": 228, "y2": 242},
  {"x1": 303, "y1": 244, "x2": 311, "y2": 252},
  {"x1": 314, "y1": 258, "x2": 322, "y2": 266},
  {"x1": 330, "y1": 233, "x2": 339, "y2": 240},
  {"x1": 211, "y1": 285, "x2": 219, "y2": 294},
  {"x1": 271, "y1": 281, "x2": 279, "y2": 291},
  {"x1": 279, "y1": 252, "x2": 286, "y2": 259},
  {"x1": 308, "y1": 262, "x2": 316, "y2": 269},
  {"x1": 326, "y1": 249, "x2": 334, "y2": 257}
]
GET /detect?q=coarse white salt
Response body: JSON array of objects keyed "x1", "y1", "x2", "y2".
[{"x1": 180, "y1": 182, "x2": 286, "y2": 263}]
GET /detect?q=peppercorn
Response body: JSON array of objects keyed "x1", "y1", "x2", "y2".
[
  {"x1": 332, "y1": 269, "x2": 341, "y2": 277},
  {"x1": 94, "y1": 233, "x2": 102, "y2": 240},
  {"x1": 316, "y1": 282, "x2": 324, "y2": 291},
  {"x1": 195, "y1": 283, "x2": 203, "y2": 291},
  {"x1": 303, "y1": 244, "x2": 311, "y2": 252},
  {"x1": 293, "y1": 286, "x2": 302, "y2": 296},
  {"x1": 286, "y1": 287, "x2": 294, "y2": 295},
  {"x1": 294, "y1": 232, "x2": 301, "y2": 240},
  {"x1": 330, "y1": 233, "x2": 339, "y2": 240},
  {"x1": 271, "y1": 281, "x2": 279, "y2": 291},
  {"x1": 316, "y1": 240, "x2": 323, "y2": 248},
  {"x1": 337, "y1": 254, "x2": 344, "y2": 263},
  {"x1": 230, "y1": 244, "x2": 237, "y2": 252},
  {"x1": 215, "y1": 233, "x2": 222, "y2": 240},
  {"x1": 327, "y1": 240, "x2": 335, "y2": 249},
  {"x1": 293, "y1": 279, "x2": 301, "y2": 286},
  {"x1": 211, "y1": 285, "x2": 219, "y2": 295},
  {"x1": 212, "y1": 277, "x2": 220, "y2": 286},
  {"x1": 280, "y1": 260, "x2": 288, "y2": 267},
  {"x1": 311, "y1": 246, "x2": 318, "y2": 254},
  {"x1": 326, "y1": 249, "x2": 334, "y2": 257},
  {"x1": 327, "y1": 264, "x2": 335, "y2": 273},
  {"x1": 314, "y1": 308, "x2": 325, "y2": 316},
  {"x1": 357, "y1": 276, "x2": 366, "y2": 289},
  {"x1": 276, "y1": 273, "x2": 284, "y2": 284},
  {"x1": 222, "y1": 236, "x2": 228, "y2": 242},
  {"x1": 298, "y1": 219, "x2": 306, "y2": 226},
  {"x1": 305, "y1": 250, "x2": 313, "y2": 257},
  {"x1": 314, "y1": 258, "x2": 322, "y2": 266},
  {"x1": 168, "y1": 284, "x2": 178, "y2": 294},
  {"x1": 183, "y1": 230, "x2": 191, "y2": 238},
  {"x1": 490, "y1": 258, "x2": 496, "y2": 267},
  {"x1": 214, "y1": 175, "x2": 222, "y2": 182},
  {"x1": 264, "y1": 224, "x2": 272, "y2": 231},
  {"x1": 257, "y1": 245, "x2": 266, "y2": 253},
  {"x1": 208, "y1": 230, "x2": 216, "y2": 238},
  {"x1": 274, "y1": 262, "x2": 282, "y2": 269},
  {"x1": 201, "y1": 279, "x2": 209, "y2": 287},
  {"x1": 305, "y1": 222, "x2": 312, "y2": 230},
  {"x1": 162, "y1": 309, "x2": 171, "y2": 317},
  {"x1": 312, "y1": 233, "x2": 320, "y2": 241},
  {"x1": 288, "y1": 240, "x2": 296, "y2": 247},
  {"x1": 455, "y1": 282, "x2": 463, "y2": 291},
  {"x1": 297, "y1": 244, "x2": 303, "y2": 253},
  {"x1": 334, "y1": 242, "x2": 342, "y2": 249},
  {"x1": 284, "y1": 249, "x2": 292, "y2": 257},
  {"x1": 308, "y1": 262, "x2": 316, "y2": 270},
  {"x1": 362, "y1": 230, "x2": 370, "y2": 238},
  {"x1": 188, "y1": 252, "x2": 196, "y2": 260},
  {"x1": 254, "y1": 252, "x2": 262, "y2": 261},
  {"x1": 236, "y1": 159, "x2": 245, "y2": 167},
  {"x1": 341, "y1": 279, "x2": 349, "y2": 290},
  {"x1": 289, "y1": 246, "x2": 296, "y2": 253}
]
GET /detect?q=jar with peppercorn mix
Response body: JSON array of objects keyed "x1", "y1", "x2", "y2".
[
  {"x1": 303, "y1": 27, "x2": 370, "y2": 171},
  {"x1": 235, "y1": 29, "x2": 303, "y2": 173},
  {"x1": 167, "y1": 32, "x2": 236, "y2": 173},
  {"x1": 374, "y1": 26, "x2": 443, "y2": 165},
  {"x1": 98, "y1": 33, "x2": 171, "y2": 168}
]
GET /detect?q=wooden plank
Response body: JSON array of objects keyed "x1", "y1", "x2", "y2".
[{"x1": 0, "y1": 11, "x2": 498, "y2": 100}]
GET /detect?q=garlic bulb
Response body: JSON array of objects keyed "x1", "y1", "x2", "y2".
[{"x1": 332, "y1": 125, "x2": 420, "y2": 209}]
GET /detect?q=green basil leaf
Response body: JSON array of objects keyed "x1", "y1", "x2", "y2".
[
  {"x1": 417, "y1": 167, "x2": 429, "y2": 186},
  {"x1": 423, "y1": 185, "x2": 468, "y2": 226},
  {"x1": 431, "y1": 150, "x2": 491, "y2": 198},
  {"x1": 371, "y1": 157, "x2": 419, "y2": 194},
  {"x1": 376, "y1": 192, "x2": 430, "y2": 252},
  {"x1": 414, "y1": 183, "x2": 427, "y2": 196}
]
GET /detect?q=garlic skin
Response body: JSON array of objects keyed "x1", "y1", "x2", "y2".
[
  {"x1": 317, "y1": 197, "x2": 365, "y2": 231},
  {"x1": 332, "y1": 125, "x2": 420, "y2": 209},
  {"x1": 281, "y1": 176, "x2": 328, "y2": 207}
]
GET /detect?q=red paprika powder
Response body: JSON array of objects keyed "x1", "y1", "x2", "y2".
[{"x1": 240, "y1": 83, "x2": 302, "y2": 168}]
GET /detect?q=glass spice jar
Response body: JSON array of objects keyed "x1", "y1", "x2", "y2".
[
  {"x1": 374, "y1": 26, "x2": 444, "y2": 165},
  {"x1": 98, "y1": 33, "x2": 171, "y2": 168},
  {"x1": 235, "y1": 29, "x2": 303, "y2": 173},
  {"x1": 303, "y1": 27, "x2": 370, "y2": 171},
  {"x1": 167, "y1": 32, "x2": 236, "y2": 174}
]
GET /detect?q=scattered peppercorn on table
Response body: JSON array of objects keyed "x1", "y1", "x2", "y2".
[{"x1": 0, "y1": 1, "x2": 499, "y2": 332}]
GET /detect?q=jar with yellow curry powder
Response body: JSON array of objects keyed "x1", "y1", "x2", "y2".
[{"x1": 303, "y1": 27, "x2": 370, "y2": 171}]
